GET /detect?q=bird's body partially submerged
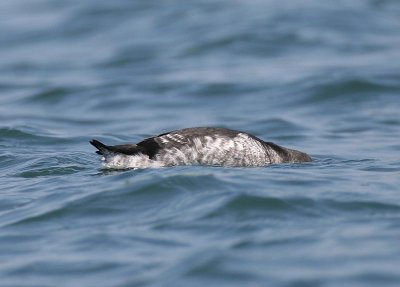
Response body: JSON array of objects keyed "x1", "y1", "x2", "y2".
[{"x1": 90, "y1": 127, "x2": 311, "y2": 169}]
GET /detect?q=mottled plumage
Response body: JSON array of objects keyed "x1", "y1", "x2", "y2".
[{"x1": 90, "y1": 127, "x2": 311, "y2": 169}]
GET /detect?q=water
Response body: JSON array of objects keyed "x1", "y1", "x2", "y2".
[{"x1": 1, "y1": 0, "x2": 400, "y2": 286}]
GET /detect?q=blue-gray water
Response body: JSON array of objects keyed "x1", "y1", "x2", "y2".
[{"x1": 1, "y1": 1, "x2": 400, "y2": 286}]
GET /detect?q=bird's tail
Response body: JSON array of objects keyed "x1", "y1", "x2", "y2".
[{"x1": 90, "y1": 139, "x2": 109, "y2": 155}]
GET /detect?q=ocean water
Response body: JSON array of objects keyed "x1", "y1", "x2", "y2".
[{"x1": 1, "y1": 0, "x2": 400, "y2": 286}]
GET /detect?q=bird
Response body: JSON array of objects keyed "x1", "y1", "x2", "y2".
[{"x1": 90, "y1": 127, "x2": 311, "y2": 169}]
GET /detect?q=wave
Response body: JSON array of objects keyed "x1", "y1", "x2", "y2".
[
  {"x1": 202, "y1": 193, "x2": 400, "y2": 222},
  {"x1": 0, "y1": 127, "x2": 44, "y2": 140},
  {"x1": 4, "y1": 171, "x2": 225, "y2": 227},
  {"x1": 302, "y1": 76, "x2": 400, "y2": 104}
]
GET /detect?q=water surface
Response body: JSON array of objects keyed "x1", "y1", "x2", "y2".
[{"x1": 1, "y1": 0, "x2": 400, "y2": 286}]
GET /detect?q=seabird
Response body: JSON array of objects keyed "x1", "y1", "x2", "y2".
[{"x1": 90, "y1": 127, "x2": 311, "y2": 169}]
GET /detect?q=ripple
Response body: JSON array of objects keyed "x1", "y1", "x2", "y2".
[
  {"x1": 7, "y1": 172, "x2": 225, "y2": 227},
  {"x1": 27, "y1": 87, "x2": 76, "y2": 103},
  {"x1": 17, "y1": 166, "x2": 85, "y2": 178},
  {"x1": 360, "y1": 162, "x2": 400, "y2": 172},
  {"x1": 202, "y1": 193, "x2": 400, "y2": 224},
  {"x1": 182, "y1": 250, "x2": 258, "y2": 282},
  {"x1": 190, "y1": 82, "x2": 262, "y2": 98},
  {"x1": 322, "y1": 199, "x2": 400, "y2": 214},
  {"x1": 305, "y1": 77, "x2": 399, "y2": 104},
  {"x1": 0, "y1": 127, "x2": 42, "y2": 140},
  {"x1": 13, "y1": 152, "x2": 90, "y2": 178},
  {"x1": 242, "y1": 118, "x2": 309, "y2": 139},
  {"x1": 203, "y1": 194, "x2": 318, "y2": 221},
  {"x1": 0, "y1": 153, "x2": 18, "y2": 169},
  {"x1": 0, "y1": 127, "x2": 67, "y2": 145}
]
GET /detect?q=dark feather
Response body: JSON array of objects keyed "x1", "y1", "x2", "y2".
[
  {"x1": 263, "y1": 141, "x2": 291, "y2": 162},
  {"x1": 136, "y1": 137, "x2": 162, "y2": 159},
  {"x1": 90, "y1": 139, "x2": 146, "y2": 156},
  {"x1": 109, "y1": 144, "x2": 146, "y2": 155},
  {"x1": 90, "y1": 139, "x2": 108, "y2": 155}
]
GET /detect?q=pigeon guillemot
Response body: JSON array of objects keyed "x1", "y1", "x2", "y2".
[{"x1": 90, "y1": 127, "x2": 311, "y2": 169}]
